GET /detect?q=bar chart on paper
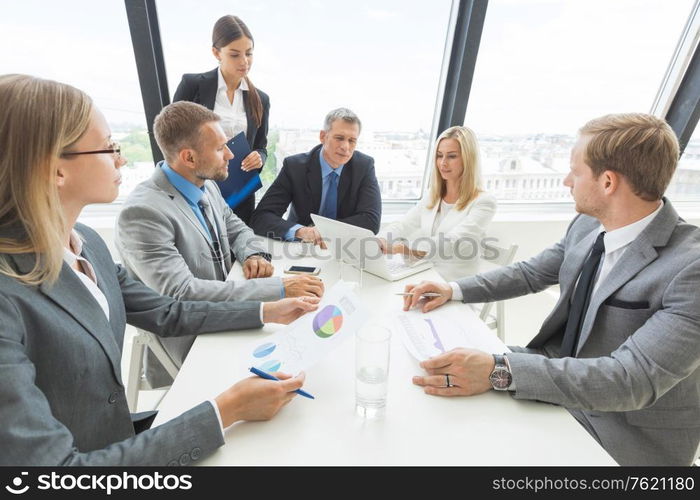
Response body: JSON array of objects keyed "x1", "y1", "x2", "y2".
[{"x1": 395, "y1": 304, "x2": 510, "y2": 361}]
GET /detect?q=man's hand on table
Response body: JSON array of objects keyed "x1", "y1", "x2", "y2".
[
  {"x1": 295, "y1": 226, "x2": 327, "y2": 249},
  {"x1": 402, "y1": 280, "x2": 452, "y2": 313},
  {"x1": 283, "y1": 275, "x2": 324, "y2": 298},
  {"x1": 412, "y1": 348, "x2": 494, "y2": 397},
  {"x1": 262, "y1": 296, "x2": 320, "y2": 324}
]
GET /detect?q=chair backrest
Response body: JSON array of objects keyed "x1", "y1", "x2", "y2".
[
  {"x1": 479, "y1": 237, "x2": 518, "y2": 322},
  {"x1": 481, "y1": 237, "x2": 518, "y2": 268}
]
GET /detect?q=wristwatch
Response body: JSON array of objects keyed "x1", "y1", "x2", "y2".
[
  {"x1": 247, "y1": 252, "x2": 272, "y2": 262},
  {"x1": 489, "y1": 354, "x2": 513, "y2": 391}
]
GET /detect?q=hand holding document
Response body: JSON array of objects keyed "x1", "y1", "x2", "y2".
[
  {"x1": 394, "y1": 302, "x2": 510, "y2": 362},
  {"x1": 217, "y1": 131, "x2": 262, "y2": 209}
]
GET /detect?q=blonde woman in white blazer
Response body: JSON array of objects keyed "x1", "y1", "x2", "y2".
[{"x1": 379, "y1": 126, "x2": 496, "y2": 281}]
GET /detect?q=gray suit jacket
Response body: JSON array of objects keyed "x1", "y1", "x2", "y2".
[
  {"x1": 456, "y1": 199, "x2": 700, "y2": 465},
  {"x1": 116, "y1": 166, "x2": 281, "y2": 382},
  {"x1": 0, "y1": 223, "x2": 263, "y2": 465}
]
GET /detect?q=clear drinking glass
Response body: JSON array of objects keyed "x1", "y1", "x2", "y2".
[{"x1": 355, "y1": 324, "x2": 392, "y2": 418}]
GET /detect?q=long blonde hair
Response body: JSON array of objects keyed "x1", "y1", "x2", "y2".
[
  {"x1": 426, "y1": 125, "x2": 482, "y2": 211},
  {"x1": 0, "y1": 74, "x2": 93, "y2": 285}
]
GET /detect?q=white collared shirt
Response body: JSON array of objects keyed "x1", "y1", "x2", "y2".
[
  {"x1": 214, "y1": 69, "x2": 248, "y2": 139},
  {"x1": 591, "y1": 200, "x2": 663, "y2": 295},
  {"x1": 63, "y1": 230, "x2": 110, "y2": 321}
]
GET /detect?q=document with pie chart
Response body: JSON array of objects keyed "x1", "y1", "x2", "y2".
[{"x1": 248, "y1": 281, "x2": 368, "y2": 374}]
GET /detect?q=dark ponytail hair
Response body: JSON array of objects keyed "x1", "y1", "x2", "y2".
[{"x1": 212, "y1": 15, "x2": 263, "y2": 127}]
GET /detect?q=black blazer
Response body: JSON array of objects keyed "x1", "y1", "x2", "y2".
[
  {"x1": 173, "y1": 68, "x2": 270, "y2": 165},
  {"x1": 250, "y1": 144, "x2": 382, "y2": 239}
]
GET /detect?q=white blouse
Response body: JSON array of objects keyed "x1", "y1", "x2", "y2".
[
  {"x1": 381, "y1": 193, "x2": 497, "y2": 281},
  {"x1": 214, "y1": 68, "x2": 248, "y2": 139},
  {"x1": 431, "y1": 200, "x2": 454, "y2": 235},
  {"x1": 63, "y1": 230, "x2": 110, "y2": 320}
]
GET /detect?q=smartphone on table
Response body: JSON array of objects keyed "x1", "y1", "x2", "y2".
[{"x1": 284, "y1": 265, "x2": 321, "y2": 275}]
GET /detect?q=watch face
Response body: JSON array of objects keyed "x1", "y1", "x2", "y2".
[{"x1": 490, "y1": 369, "x2": 512, "y2": 389}]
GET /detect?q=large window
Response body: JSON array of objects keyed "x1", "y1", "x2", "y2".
[
  {"x1": 465, "y1": 0, "x2": 696, "y2": 203},
  {"x1": 673, "y1": 129, "x2": 700, "y2": 201},
  {"x1": 157, "y1": 0, "x2": 453, "y2": 200},
  {"x1": 0, "y1": 0, "x2": 152, "y2": 208}
]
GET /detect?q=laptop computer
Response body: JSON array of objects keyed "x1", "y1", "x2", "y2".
[{"x1": 310, "y1": 214, "x2": 433, "y2": 281}]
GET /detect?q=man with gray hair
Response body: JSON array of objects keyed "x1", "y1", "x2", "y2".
[{"x1": 251, "y1": 107, "x2": 381, "y2": 243}]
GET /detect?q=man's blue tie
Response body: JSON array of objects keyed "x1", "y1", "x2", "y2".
[{"x1": 322, "y1": 171, "x2": 339, "y2": 219}]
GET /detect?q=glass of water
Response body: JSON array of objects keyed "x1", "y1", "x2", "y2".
[{"x1": 355, "y1": 324, "x2": 391, "y2": 418}]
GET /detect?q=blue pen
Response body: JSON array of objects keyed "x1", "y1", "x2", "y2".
[{"x1": 249, "y1": 367, "x2": 315, "y2": 399}]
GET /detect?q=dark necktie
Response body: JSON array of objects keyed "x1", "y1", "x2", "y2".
[
  {"x1": 198, "y1": 198, "x2": 226, "y2": 280},
  {"x1": 560, "y1": 231, "x2": 606, "y2": 357},
  {"x1": 321, "y1": 171, "x2": 339, "y2": 219}
]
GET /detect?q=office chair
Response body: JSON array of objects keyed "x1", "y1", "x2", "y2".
[
  {"x1": 477, "y1": 237, "x2": 518, "y2": 342},
  {"x1": 125, "y1": 329, "x2": 180, "y2": 411}
]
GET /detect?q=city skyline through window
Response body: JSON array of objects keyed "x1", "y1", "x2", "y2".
[{"x1": 1, "y1": 0, "x2": 699, "y2": 208}]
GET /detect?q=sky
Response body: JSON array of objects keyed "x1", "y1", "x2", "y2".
[{"x1": 0, "y1": 0, "x2": 694, "y2": 135}]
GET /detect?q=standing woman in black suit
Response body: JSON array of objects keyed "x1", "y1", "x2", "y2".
[{"x1": 173, "y1": 15, "x2": 269, "y2": 224}]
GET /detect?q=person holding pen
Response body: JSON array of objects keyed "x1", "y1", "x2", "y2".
[
  {"x1": 173, "y1": 14, "x2": 269, "y2": 224},
  {"x1": 402, "y1": 113, "x2": 700, "y2": 466},
  {"x1": 0, "y1": 74, "x2": 317, "y2": 465}
]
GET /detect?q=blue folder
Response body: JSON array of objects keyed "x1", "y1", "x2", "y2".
[{"x1": 216, "y1": 131, "x2": 263, "y2": 209}]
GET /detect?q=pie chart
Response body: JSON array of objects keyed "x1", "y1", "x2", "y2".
[
  {"x1": 253, "y1": 342, "x2": 276, "y2": 358},
  {"x1": 313, "y1": 305, "x2": 343, "y2": 338},
  {"x1": 258, "y1": 359, "x2": 282, "y2": 372}
]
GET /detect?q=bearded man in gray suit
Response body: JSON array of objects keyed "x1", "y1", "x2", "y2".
[
  {"x1": 404, "y1": 113, "x2": 700, "y2": 466},
  {"x1": 116, "y1": 102, "x2": 323, "y2": 386}
]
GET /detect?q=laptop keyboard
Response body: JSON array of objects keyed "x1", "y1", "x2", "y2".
[{"x1": 386, "y1": 258, "x2": 413, "y2": 273}]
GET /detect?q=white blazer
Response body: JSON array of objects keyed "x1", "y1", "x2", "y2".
[{"x1": 382, "y1": 192, "x2": 497, "y2": 281}]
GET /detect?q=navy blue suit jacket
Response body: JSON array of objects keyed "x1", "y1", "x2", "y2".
[
  {"x1": 250, "y1": 144, "x2": 382, "y2": 239},
  {"x1": 173, "y1": 68, "x2": 269, "y2": 165}
]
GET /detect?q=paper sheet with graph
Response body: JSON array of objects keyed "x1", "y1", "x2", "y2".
[
  {"x1": 247, "y1": 281, "x2": 368, "y2": 374},
  {"x1": 394, "y1": 304, "x2": 510, "y2": 361}
]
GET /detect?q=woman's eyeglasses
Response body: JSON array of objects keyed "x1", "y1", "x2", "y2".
[{"x1": 61, "y1": 141, "x2": 122, "y2": 161}]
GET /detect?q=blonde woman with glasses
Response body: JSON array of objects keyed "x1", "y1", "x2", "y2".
[
  {"x1": 0, "y1": 74, "x2": 319, "y2": 465},
  {"x1": 378, "y1": 126, "x2": 496, "y2": 281}
]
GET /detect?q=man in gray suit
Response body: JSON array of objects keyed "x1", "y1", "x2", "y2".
[
  {"x1": 116, "y1": 102, "x2": 323, "y2": 386},
  {"x1": 404, "y1": 113, "x2": 700, "y2": 466}
]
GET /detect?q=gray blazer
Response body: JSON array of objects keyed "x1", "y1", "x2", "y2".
[
  {"x1": 116, "y1": 166, "x2": 281, "y2": 382},
  {"x1": 0, "y1": 223, "x2": 263, "y2": 465},
  {"x1": 455, "y1": 199, "x2": 700, "y2": 465}
]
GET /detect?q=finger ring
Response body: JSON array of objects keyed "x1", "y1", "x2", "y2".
[{"x1": 445, "y1": 374, "x2": 452, "y2": 388}]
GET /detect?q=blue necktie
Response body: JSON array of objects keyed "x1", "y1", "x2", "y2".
[{"x1": 322, "y1": 171, "x2": 339, "y2": 219}]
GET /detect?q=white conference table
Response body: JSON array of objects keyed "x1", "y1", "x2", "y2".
[{"x1": 153, "y1": 240, "x2": 615, "y2": 465}]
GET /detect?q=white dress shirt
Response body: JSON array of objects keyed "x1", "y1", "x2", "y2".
[
  {"x1": 214, "y1": 68, "x2": 248, "y2": 139},
  {"x1": 591, "y1": 200, "x2": 663, "y2": 295},
  {"x1": 63, "y1": 230, "x2": 110, "y2": 320}
]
